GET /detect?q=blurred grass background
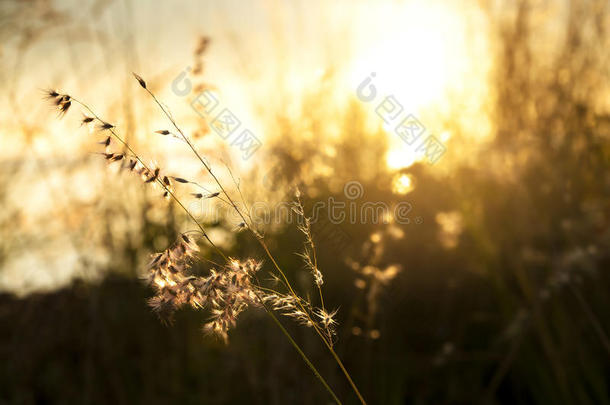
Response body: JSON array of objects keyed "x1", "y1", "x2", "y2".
[{"x1": 1, "y1": 0, "x2": 610, "y2": 403}]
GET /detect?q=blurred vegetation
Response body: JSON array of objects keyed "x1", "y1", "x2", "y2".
[{"x1": 1, "y1": 0, "x2": 610, "y2": 404}]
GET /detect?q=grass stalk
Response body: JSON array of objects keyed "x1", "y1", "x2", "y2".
[
  {"x1": 141, "y1": 85, "x2": 367, "y2": 404},
  {"x1": 71, "y1": 96, "x2": 342, "y2": 403}
]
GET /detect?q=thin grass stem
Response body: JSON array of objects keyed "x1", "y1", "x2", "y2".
[{"x1": 141, "y1": 84, "x2": 367, "y2": 405}]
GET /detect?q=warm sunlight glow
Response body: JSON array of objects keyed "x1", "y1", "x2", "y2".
[
  {"x1": 386, "y1": 145, "x2": 422, "y2": 170},
  {"x1": 348, "y1": 2, "x2": 470, "y2": 170},
  {"x1": 392, "y1": 173, "x2": 415, "y2": 195},
  {"x1": 3, "y1": 0, "x2": 606, "y2": 401}
]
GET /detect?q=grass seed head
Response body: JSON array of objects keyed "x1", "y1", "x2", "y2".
[
  {"x1": 132, "y1": 72, "x2": 147, "y2": 89},
  {"x1": 97, "y1": 122, "x2": 115, "y2": 131}
]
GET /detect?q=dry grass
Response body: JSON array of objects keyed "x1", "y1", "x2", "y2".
[{"x1": 44, "y1": 78, "x2": 365, "y2": 404}]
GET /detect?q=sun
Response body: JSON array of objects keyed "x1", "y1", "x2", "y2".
[{"x1": 347, "y1": 1, "x2": 468, "y2": 169}]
